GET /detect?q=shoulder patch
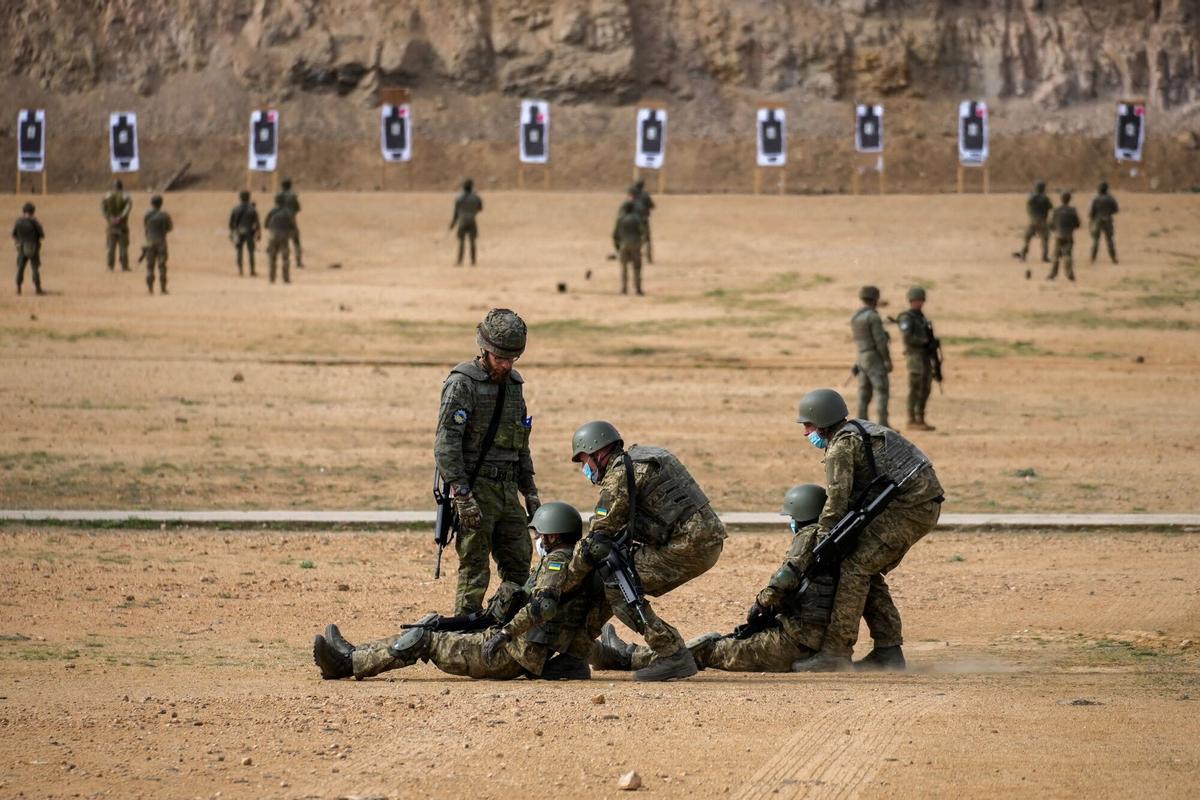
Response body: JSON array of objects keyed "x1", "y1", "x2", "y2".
[
  {"x1": 452, "y1": 409, "x2": 469, "y2": 425},
  {"x1": 898, "y1": 319, "x2": 911, "y2": 331},
  {"x1": 546, "y1": 561, "x2": 563, "y2": 572},
  {"x1": 594, "y1": 506, "x2": 608, "y2": 518}
]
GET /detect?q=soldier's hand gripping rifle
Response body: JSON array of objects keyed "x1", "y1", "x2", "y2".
[
  {"x1": 597, "y1": 532, "x2": 651, "y2": 630},
  {"x1": 927, "y1": 326, "x2": 944, "y2": 394},
  {"x1": 842, "y1": 363, "x2": 860, "y2": 387},
  {"x1": 432, "y1": 468, "x2": 457, "y2": 580}
]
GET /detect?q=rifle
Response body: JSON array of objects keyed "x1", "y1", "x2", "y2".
[
  {"x1": 402, "y1": 609, "x2": 490, "y2": 633},
  {"x1": 927, "y1": 329, "x2": 944, "y2": 393},
  {"x1": 598, "y1": 534, "x2": 650, "y2": 630},
  {"x1": 432, "y1": 468, "x2": 457, "y2": 580},
  {"x1": 729, "y1": 610, "x2": 781, "y2": 640},
  {"x1": 137, "y1": 246, "x2": 148, "y2": 264},
  {"x1": 842, "y1": 363, "x2": 860, "y2": 387}
]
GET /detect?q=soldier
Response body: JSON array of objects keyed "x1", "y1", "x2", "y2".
[
  {"x1": 850, "y1": 285, "x2": 892, "y2": 428},
  {"x1": 435, "y1": 308, "x2": 539, "y2": 615},
  {"x1": 896, "y1": 286, "x2": 937, "y2": 431},
  {"x1": 279, "y1": 178, "x2": 303, "y2": 268},
  {"x1": 313, "y1": 502, "x2": 603, "y2": 681},
  {"x1": 629, "y1": 179, "x2": 655, "y2": 263},
  {"x1": 1089, "y1": 181, "x2": 1119, "y2": 264},
  {"x1": 1013, "y1": 180, "x2": 1053, "y2": 263},
  {"x1": 101, "y1": 179, "x2": 132, "y2": 272},
  {"x1": 594, "y1": 484, "x2": 836, "y2": 673},
  {"x1": 12, "y1": 202, "x2": 46, "y2": 296},
  {"x1": 1048, "y1": 191, "x2": 1081, "y2": 282},
  {"x1": 562, "y1": 420, "x2": 727, "y2": 681},
  {"x1": 142, "y1": 195, "x2": 173, "y2": 295},
  {"x1": 612, "y1": 200, "x2": 648, "y2": 295},
  {"x1": 264, "y1": 193, "x2": 296, "y2": 284},
  {"x1": 792, "y1": 388, "x2": 944, "y2": 672},
  {"x1": 449, "y1": 178, "x2": 483, "y2": 266},
  {"x1": 228, "y1": 190, "x2": 261, "y2": 277}
]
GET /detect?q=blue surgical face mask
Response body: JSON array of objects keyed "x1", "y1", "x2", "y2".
[
  {"x1": 790, "y1": 519, "x2": 800, "y2": 534},
  {"x1": 535, "y1": 538, "x2": 549, "y2": 558},
  {"x1": 807, "y1": 431, "x2": 828, "y2": 449},
  {"x1": 582, "y1": 463, "x2": 597, "y2": 483}
]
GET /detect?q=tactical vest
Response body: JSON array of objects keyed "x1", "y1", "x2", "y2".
[
  {"x1": 232, "y1": 203, "x2": 258, "y2": 234},
  {"x1": 626, "y1": 445, "x2": 709, "y2": 544},
  {"x1": 1092, "y1": 195, "x2": 1118, "y2": 222},
  {"x1": 144, "y1": 210, "x2": 171, "y2": 243},
  {"x1": 267, "y1": 207, "x2": 296, "y2": 235},
  {"x1": 455, "y1": 193, "x2": 482, "y2": 225},
  {"x1": 447, "y1": 360, "x2": 529, "y2": 469},
  {"x1": 838, "y1": 419, "x2": 943, "y2": 502},
  {"x1": 850, "y1": 308, "x2": 879, "y2": 353},
  {"x1": 522, "y1": 563, "x2": 599, "y2": 651},
  {"x1": 897, "y1": 310, "x2": 932, "y2": 352},
  {"x1": 616, "y1": 212, "x2": 643, "y2": 244},
  {"x1": 280, "y1": 190, "x2": 300, "y2": 215},
  {"x1": 782, "y1": 572, "x2": 837, "y2": 626},
  {"x1": 103, "y1": 193, "x2": 130, "y2": 225},
  {"x1": 1027, "y1": 193, "x2": 1051, "y2": 221}
]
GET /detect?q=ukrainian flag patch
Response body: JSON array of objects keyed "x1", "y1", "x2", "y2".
[
  {"x1": 547, "y1": 562, "x2": 563, "y2": 572},
  {"x1": 594, "y1": 507, "x2": 608, "y2": 518}
]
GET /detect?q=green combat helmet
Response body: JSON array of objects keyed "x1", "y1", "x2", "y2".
[
  {"x1": 476, "y1": 308, "x2": 527, "y2": 358},
  {"x1": 150, "y1": 194, "x2": 163, "y2": 208},
  {"x1": 907, "y1": 286, "x2": 926, "y2": 302},
  {"x1": 571, "y1": 420, "x2": 623, "y2": 462},
  {"x1": 780, "y1": 484, "x2": 828, "y2": 522},
  {"x1": 1035, "y1": 180, "x2": 1046, "y2": 193},
  {"x1": 529, "y1": 501, "x2": 584, "y2": 544},
  {"x1": 859, "y1": 285, "x2": 880, "y2": 302},
  {"x1": 796, "y1": 388, "x2": 849, "y2": 428}
]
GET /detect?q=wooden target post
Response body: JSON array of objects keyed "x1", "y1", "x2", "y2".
[
  {"x1": 956, "y1": 163, "x2": 990, "y2": 194},
  {"x1": 517, "y1": 163, "x2": 551, "y2": 190},
  {"x1": 15, "y1": 170, "x2": 48, "y2": 195},
  {"x1": 851, "y1": 154, "x2": 886, "y2": 195},
  {"x1": 380, "y1": 88, "x2": 414, "y2": 191}
]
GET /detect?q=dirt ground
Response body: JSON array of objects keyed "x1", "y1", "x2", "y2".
[
  {"x1": 3, "y1": 190, "x2": 1200, "y2": 514},
  {"x1": 0, "y1": 525, "x2": 1196, "y2": 799}
]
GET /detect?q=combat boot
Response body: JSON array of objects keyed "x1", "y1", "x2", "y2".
[
  {"x1": 313, "y1": 635, "x2": 352, "y2": 680},
  {"x1": 854, "y1": 645, "x2": 906, "y2": 672},
  {"x1": 634, "y1": 647, "x2": 698, "y2": 682},
  {"x1": 916, "y1": 417, "x2": 936, "y2": 431},
  {"x1": 791, "y1": 650, "x2": 853, "y2": 673},
  {"x1": 324, "y1": 624, "x2": 354, "y2": 656},
  {"x1": 589, "y1": 623, "x2": 634, "y2": 670},
  {"x1": 539, "y1": 653, "x2": 591, "y2": 680}
]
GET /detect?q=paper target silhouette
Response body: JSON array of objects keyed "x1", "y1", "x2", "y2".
[
  {"x1": 17, "y1": 109, "x2": 45, "y2": 173},
  {"x1": 381, "y1": 102, "x2": 412, "y2": 162},
  {"x1": 1115, "y1": 102, "x2": 1145, "y2": 163},
  {"x1": 519, "y1": 100, "x2": 549, "y2": 164},
  {"x1": 109, "y1": 112, "x2": 139, "y2": 172},
  {"x1": 958, "y1": 100, "x2": 988, "y2": 165},
  {"x1": 855, "y1": 104, "x2": 884, "y2": 153},
  {"x1": 635, "y1": 108, "x2": 667, "y2": 169},
  {"x1": 249, "y1": 110, "x2": 279, "y2": 172},
  {"x1": 757, "y1": 108, "x2": 787, "y2": 167}
]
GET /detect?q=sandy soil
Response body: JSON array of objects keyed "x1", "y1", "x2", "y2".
[
  {"x1": 0, "y1": 525, "x2": 1196, "y2": 799},
  {"x1": 3, "y1": 190, "x2": 1200, "y2": 514}
]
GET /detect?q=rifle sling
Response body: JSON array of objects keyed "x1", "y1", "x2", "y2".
[
  {"x1": 466, "y1": 380, "x2": 507, "y2": 491},
  {"x1": 846, "y1": 420, "x2": 879, "y2": 479},
  {"x1": 622, "y1": 452, "x2": 638, "y2": 543}
]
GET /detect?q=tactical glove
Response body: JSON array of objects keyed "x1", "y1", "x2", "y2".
[
  {"x1": 522, "y1": 491, "x2": 541, "y2": 522},
  {"x1": 482, "y1": 631, "x2": 511, "y2": 666},
  {"x1": 745, "y1": 601, "x2": 771, "y2": 627},
  {"x1": 453, "y1": 493, "x2": 483, "y2": 533}
]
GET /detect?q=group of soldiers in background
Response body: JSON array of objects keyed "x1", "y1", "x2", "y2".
[
  {"x1": 851, "y1": 285, "x2": 941, "y2": 432},
  {"x1": 1015, "y1": 180, "x2": 1120, "y2": 281},
  {"x1": 228, "y1": 180, "x2": 303, "y2": 283},
  {"x1": 312, "y1": 309, "x2": 944, "y2": 683},
  {"x1": 100, "y1": 180, "x2": 174, "y2": 294},
  {"x1": 611, "y1": 178, "x2": 655, "y2": 295}
]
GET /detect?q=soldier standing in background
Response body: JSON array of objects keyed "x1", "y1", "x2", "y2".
[
  {"x1": 279, "y1": 178, "x2": 303, "y2": 268},
  {"x1": 264, "y1": 193, "x2": 296, "y2": 284},
  {"x1": 1089, "y1": 182, "x2": 1119, "y2": 264},
  {"x1": 13, "y1": 202, "x2": 46, "y2": 296},
  {"x1": 612, "y1": 200, "x2": 648, "y2": 295},
  {"x1": 896, "y1": 286, "x2": 937, "y2": 431},
  {"x1": 1048, "y1": 192, "x2": 1081, "y2": 282},
  {"x1": 101, "y1": 179, "x2": 132, "y2": 272},
  {"x1": 450, "y1": 179, "x2": 483, "y2": 266},
  {"x1": 228, "y1": 190, "x2": 261, "y2": 277},
  {"x1": 1013, "y1": 180, "x2": 1053, "y2": 263},
  {"x1": 434, "y1": 309, "x2": 540, "y2": 615},
  {"x1": 629, "y1": 179, "x2": 655, "y2": 264},
  {"x1": 142, "y1": 195, "x2": 173, "y2": 295},
  {"x1": 850, "y1": 286, "x2": 892, "y2": 429}
]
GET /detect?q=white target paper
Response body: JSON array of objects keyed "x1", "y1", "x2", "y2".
[
  {"x1": 635, "y1": 108, "x2": 667, "y2": 169},
  {"x1": 381, "y1": 103, "x2": 412, "y2": 162},
  {"x1": 519, "y1": 100, "x2": 550, "y2": 164},
  {"x1": 756, "y1": 108, "x2": 787, "y2": 167},
  {"x1": 958, "y1": 100, "x2": 988, "y2": 165},
  {"x1": 109, "y1": 112, "x2": 139, "y2": 173},
  {"x1": 17, "y1": 109, "x2": 46, "y2": 173},
  {"x1": 249, "y1": 110, "x2": 280, "y2": 172}
]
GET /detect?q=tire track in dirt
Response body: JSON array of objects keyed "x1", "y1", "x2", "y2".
[{"x1": 733, "y1": 692, "x2": 943, "y2": 800}]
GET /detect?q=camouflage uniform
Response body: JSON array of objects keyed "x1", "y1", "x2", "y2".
[
  {"x1": 351, "y1": 545, "x2": 603, "y2": 680},
  {"x1": 1089, "y1": 189, "x2": 1119, "y2": 264},
  {"x1": 451, "y1": 187, "x2": 483, "y2": 266},
  {"x1": 12, "y1": 211, "x2": 45, "y2": 295},
  {"x1": 562, "y1": 446, "x2": 726, "y2": 659},
  {"x1": 613, "y1": 204, "x2": 648, "y2": 295},
  {"x1": 279, "y1": 187, "x2": 302, "y2": 268},
  {"x1": 896, "y1": 307, "x2": 935, "y2": 427},
  {"x1": 817, "y1": 420, "x2": 943, "y2": 657},
  {"x1": 1049, "y1": 198, "x2": 1081, "y2": 281},
  {"x1": 1019, "y1": 190, "x2": 1053, "y2": 262},
  {"x1": 435, "y1": 358, "x2": 536, "y2": 614},
  {"x1": 228, "y1": 198, "x2": 260, "y2": 276},
  {"x1": 629, "y1": 182, "x2": 655, "y2": 263},
  {"x1": 264, "y1": 202, "x2": 296, "y2": 283},
  {"x1": 101, "y1": 188, "x2": 132, "y2": 271},
  {"x1": 143, "y1": 204, "x2": 173, "y2": 294},
  {"x1": 850, "y1": 300, "x2": 892, "y2": 427},
  {"x1": 623, "y1": 522, "x2": 835, "y2": 672}
]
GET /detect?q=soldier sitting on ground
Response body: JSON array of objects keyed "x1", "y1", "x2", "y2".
[{"x1": 313, "y1": 502, "x2": 605, "y2": 682}]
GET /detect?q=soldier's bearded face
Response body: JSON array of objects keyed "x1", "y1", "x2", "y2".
[{"x1": 483, "y1": 352, "x2": 515, "y2": 381}]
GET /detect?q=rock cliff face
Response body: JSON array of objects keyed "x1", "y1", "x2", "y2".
[{"x1": 3, "y1": 1, "x2": 1199, "y2": 191}]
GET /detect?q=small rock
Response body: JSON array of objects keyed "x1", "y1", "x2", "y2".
[
  {"x1": 232, "y1": 372, "x2": 244, "y2": 383},
  {"x1": 328, "y1": 263, "x2": 342, "y2": 270},
  {"x1": 175, "y1": 416, "x2": 188, "y2": 424},
  {"x1": 440, "y1": 688, "x2": 450, "y2": 696},
  {"x1": 1180, "y1": 639, "x2": 1192, "y2": 650},
  {"x1": 1135, "y1": 355, "x2": 1145, "y2": 364},
  {"x1": 337, "y1": 584, "x2": 350, "y2": 592},
  {"x1": 618, "y1": 770, "x2": 642, "y2": 790},
  {"x1": 30, "y1": 314, "x2": 37, "y2": 321},
  {"x1": 556, "y1": 282, "x2": 567, "y2": 293},
  {"x1": 591, "y1": 694, "x2": 606, "y2": 705},
  {"x1": 125, "y1": 595, "x2": 134, "y2": 602},
  {"x1": 241, "y1": 756, "x2": 253, "y2": 766},
  {"x1": 338, "y1": 303, "x2": 350, "y2": 312}
]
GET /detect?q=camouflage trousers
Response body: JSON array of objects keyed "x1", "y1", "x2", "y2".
[
  {"x1": 16, "y1": 250, "x2": 42, "y2": 291},
  {"x1": 144, "y1": 242, "x2": 167, "y2": 292},
  {"x1": 106, "y1": 227, "x2": 130, "y2": 271},
  {"x1": 822, "y1": 499, "x2": 941, "y2": 657},
  {"x1": 454, "y1": 476, "x2": 532, "y2": 615},
  {"x1": 291, "y1": 228, "x2": 303, "y2": 268},
  {"x1": 268, "y1": 235, "x2": 290, "y2": 283},
  {"x1": 1021, "y1": 219, "x2": 1049, "y2": 260},
  {"x1": 456, "y1": 223, "x2": 478, "y2": 266},
  {"x1": 352, "y1": 629, "x2": 527, "y2": 681},
  {"x1": 1049, "y1": 236, "x2": 1075, "y2": 280},
  {"x1": 609, "y1": 505, "x2": 726, "y2": 658},
  {"x1": 1090, "y1": 219, "x2": 1116, "y2": 262},
  {"x1": 619, "y1": 242, "x2": 642, "y2": 294},
  {"x1": 628, "y1": 623, "x2": 817, "y2": 672},
  {"x1": 905, "y1": 355, "x2": 933, "y2": 422},
  {"x1": 856, "y1": 350, "x2": 890, "y2": 428},
  {"x1": 234, "y1": 233, "x2": 256, "y2": 275}
]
